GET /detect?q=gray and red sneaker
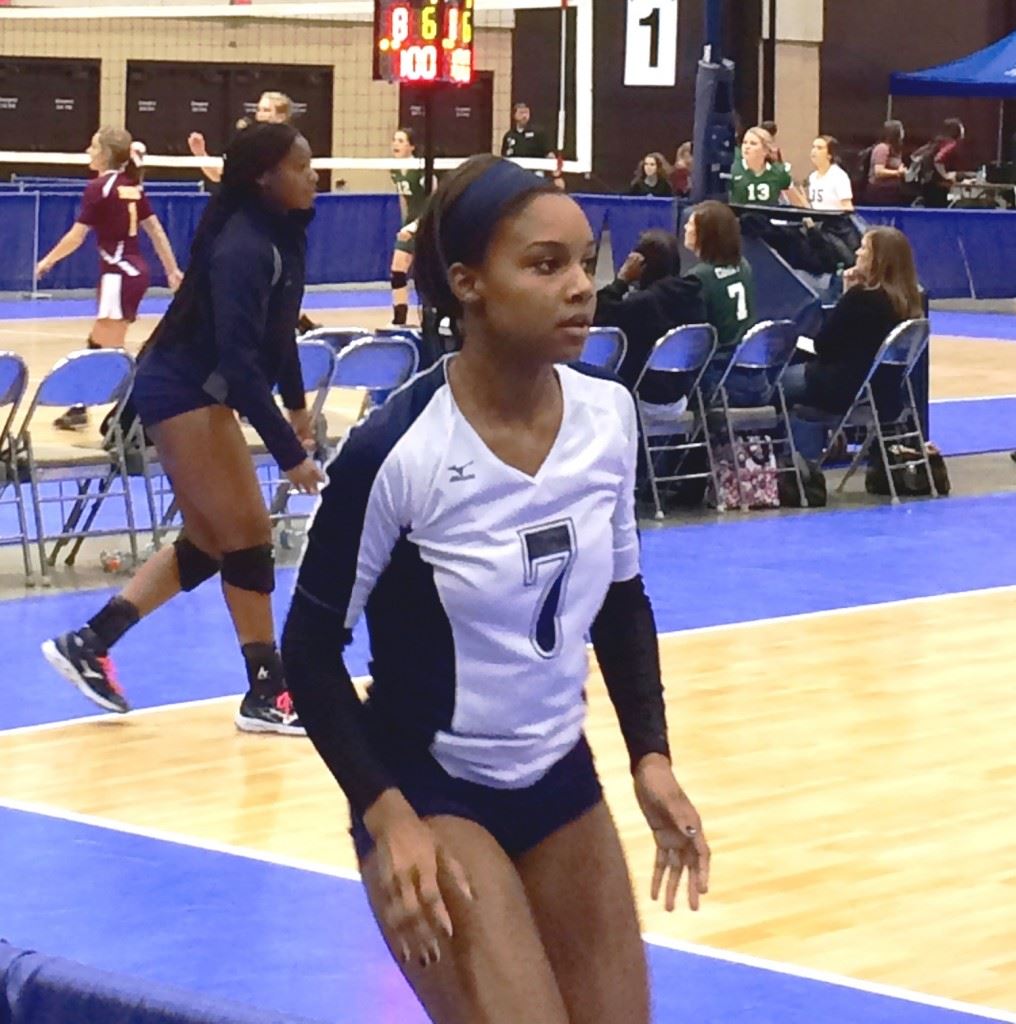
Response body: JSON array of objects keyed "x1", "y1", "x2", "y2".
[
  {"x1": 235, "y1": 689, "x2": 305, "y2": 736},
  {"x1": 42, "y1": 627, "x2": 130, "y2": 714}
]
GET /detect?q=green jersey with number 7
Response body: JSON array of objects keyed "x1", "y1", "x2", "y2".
[{"x1": 688, "y1": 258, "x2": 755, "y2": 353}]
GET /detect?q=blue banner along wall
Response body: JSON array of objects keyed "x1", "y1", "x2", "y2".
[
  {"x1": 860, "y1": 207, "x2": 1016, "y2": 300},
  {"x1": 0, "y1": 195, "x2": 40, "y2": 293},
  {"x1": 4, "y1": 191, "x2": 1014, "y2": 299}
]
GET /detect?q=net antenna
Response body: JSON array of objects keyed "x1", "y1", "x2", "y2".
[{"x1": 0, "y1": 0, "x2": 593, "y2": 175}]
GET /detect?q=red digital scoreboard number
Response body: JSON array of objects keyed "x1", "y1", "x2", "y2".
[{"x1": 373, "y1": 0, "x2": 475, "y2": 85}]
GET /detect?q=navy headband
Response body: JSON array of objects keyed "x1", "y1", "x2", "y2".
[{"x1": 439, "y1": 159, "x2": 551, "y2": 268}]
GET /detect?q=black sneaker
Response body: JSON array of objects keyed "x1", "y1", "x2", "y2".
[
  {"x1": 235, "y1": 690, "x2": 306, "y2": 736},
  {"x1": 41, "y1": 628, "x2": 130, "y2": 713},
  {"x1": 54, "y1": 404, "x2": 88, "y2": 431}
]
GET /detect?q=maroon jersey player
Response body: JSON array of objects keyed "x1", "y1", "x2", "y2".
[{"x1": 36, "y1": 126, "x2": 182, "y2": 428}]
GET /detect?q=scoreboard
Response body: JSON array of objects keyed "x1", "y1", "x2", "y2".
[{"x1": 373, "y1": 0, "x2": 475, "y2": 85}]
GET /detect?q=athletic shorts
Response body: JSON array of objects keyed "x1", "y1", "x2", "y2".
[
  {"x1": 393, "y1": 234, "x2": 416, "y2": 257},
  {"x1": 97, "y1": 268, "x2": 150, "y2": 323},
  {"x1": 130, "y1": 349, "x2": 219, "y2": 429},
  {"x1": 349, "y1": 733, "x2": 603, "y2": 863}
]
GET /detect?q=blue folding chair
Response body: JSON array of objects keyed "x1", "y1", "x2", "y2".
[
  {"x1": 577, "y1": 327, "x2": 628, "y2": 373},
  {"x1": 299, "y1": 326, "x2": 373, "y2": 353},
  {"x1": 0, "y1": 352, "x2": 32, "y2": 580},
  {"x1": 633, "y1": 325, "x2": 719, "y2": 518},
  {"x1": 332, "y1": 337, "x2": 420, "y2": 413},
  {"x1": 708, "y1": 320, "x2": 808, "y2": 510},
  {"x1": 805, "y1": 318, "x2": 936, "y2": 502},
  {"x1": 16, "y1": 349, "x2": 137, "y2": 583}
]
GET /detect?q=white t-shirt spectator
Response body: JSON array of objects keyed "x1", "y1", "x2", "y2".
[{"x1": 808, "y1": 164, "x2": 853, "y2": 210}]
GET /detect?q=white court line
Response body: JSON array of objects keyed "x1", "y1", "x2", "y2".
[
  {"x1": 643, "y1": 933, "x2": 1016, "y2": 1023},
  {"x1": 7, "y1": 584, "x2": 1016, "y2": 740},
  {"x1": 1, "y1": 677, "x2": 372, "y2": 738},
  {"x1": 0, "y1": 796, "x2": 361, "y2": 883},
  {"x1": 0, "y1": 794, "x2": 1012, "y2": 1022},
  {"x1": 930, "y1": 393, "x2": 1016, "y2": 404}
]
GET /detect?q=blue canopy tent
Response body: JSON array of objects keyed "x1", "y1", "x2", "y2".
[{"x1": 889, "y1": 31, "x2": 1016, "y2": 160}]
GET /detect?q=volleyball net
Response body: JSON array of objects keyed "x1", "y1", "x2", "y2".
[{"x1": 0, "y1": 0, "x2": 592, "y2": 187}]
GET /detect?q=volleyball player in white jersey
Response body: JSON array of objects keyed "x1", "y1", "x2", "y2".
[{"x1": 282, "y1": 154, "x2": 709, "y2": 1023}]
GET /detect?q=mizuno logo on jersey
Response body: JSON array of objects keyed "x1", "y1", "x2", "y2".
[{"x1": 448, "y1": 461, "x2": 475, "y2": 482}]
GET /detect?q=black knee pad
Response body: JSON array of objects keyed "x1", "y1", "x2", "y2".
[
  {"x1": 173, "y1": 536, "x2": 220, "y2": 592},
  {"x1": 221, "y1": 543, "x2": 276, "y2": 595},
  {"x1": 390, "y1": 271, "x2": 409, "y2": 290}
]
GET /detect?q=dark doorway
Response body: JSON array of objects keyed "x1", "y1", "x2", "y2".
[
  {"x1": 399, "y1": 72, "x2": 494, "y2": 157},
  {"x1": 0, "y1": 57, "x2": 99, "y2": 154},
  {"x1": 126, "y1": 60, "x2": 333, "y2": 180}
]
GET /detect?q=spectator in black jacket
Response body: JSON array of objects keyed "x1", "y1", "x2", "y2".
[
  {"x1": 784, "y1": 226, "x2": 923, "y2": 459},
  {"x1": 41, "y1": 123, "x2": 326, "y2": 737},
  {"x1": 628, "y1": 153, "x2": 675, "y2": 197},
  {"x1": 593, "y1": 229, "x2": 706, "y2": 403}
]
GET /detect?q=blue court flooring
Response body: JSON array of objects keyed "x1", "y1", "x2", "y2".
[
  {"x1": 4, "y1": 492, "x2": 1016, "y2": 1022},
  {"x1": 3, "y1": 491, "x2": 1016, "y2": 732},
  {"x1": 930, "y1": 397, "x2": 1016, "y2": 455},
  {"x1": 0, "y1": 288, "x2": 395, "y2": 322},
  {"x1": 2, "y1": 808, "x2": 1011, "y2": 1024}
]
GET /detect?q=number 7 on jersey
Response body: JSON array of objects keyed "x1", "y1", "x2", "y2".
[{"x1": 519, "y1": 520, "x2": 576, "y2": 659}]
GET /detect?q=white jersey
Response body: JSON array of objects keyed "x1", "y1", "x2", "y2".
[
  {"x1": 296, "y1": 358, "x2": 640, "y2": 788},
  {"x1": 807, "y1": 163, "x2": 853, "y2": 210}
]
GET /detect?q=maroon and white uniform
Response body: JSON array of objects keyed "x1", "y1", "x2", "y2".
[{"x1": 77, "y1": 171, "x2": 153, "y2": 322}]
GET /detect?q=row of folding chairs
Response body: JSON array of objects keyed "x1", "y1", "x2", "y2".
[
  {"x1": 578, "y1": 317, "x2": 937, "y2": 516},
  {"x1": 0, "y1": 332, "x2": 422, "y2": 584}
]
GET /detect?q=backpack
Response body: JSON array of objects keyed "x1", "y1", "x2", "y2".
[
  {"x1": 904, "y1": 141, "x2": 942, "y2": 187},
  {"x1": 852, "y1": 145, "x2": 874, "y2": 202}
]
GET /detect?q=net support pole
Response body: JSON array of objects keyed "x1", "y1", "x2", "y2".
[
  {"x1": 556, "y1": 0, "x2": 568, "y2": 153},
  {"x1": 30, "y1": 192, "x2": 40, "y2": 300},
  {"x1": 997, "y1": 99, "x2": 1005, "y2": 165},
  {"x1": 423, "y1": 87, "x2": 436, "y2": 196}
]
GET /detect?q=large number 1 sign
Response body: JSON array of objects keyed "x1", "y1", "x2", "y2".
[{"x1": 624, "y1": 0, "x2": 678, "y2": 87}]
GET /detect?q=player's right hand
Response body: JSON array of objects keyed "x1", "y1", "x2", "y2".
[
  {"x1": 368, "y1": 801, "x2": 474, "y2": 968},
  {"x1": 187, "y1": 132, "x2": 207, "y2": 157},
  {"x1": 284, "y1": 458, "x2": 326, "y2": 495}
]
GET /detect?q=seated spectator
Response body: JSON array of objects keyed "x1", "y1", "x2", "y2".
[
  {"x1": 683, "y1": 201, "x2": 767, "y2": 406},
  {"x1": 729, "y1": 127, "x2": 804, "y2": 207},
  {"x1": 807, "y1": 135, "x2": 854, "y2": 211},
  {"x1": 629, "y1": 153, "x2": 675, "y2": 197},
  {"x1": 922, "y1": 118, "x2": 966, "y2": 208},
  {"x1": 866, "y1": 120, "x2": 907, "y2": 206},
  {"x1": 783, "y1": 227, "x2": 923, "y2": 459},
  {"x1": 593, "y1": 229, "x2": 705, "y2": 403},
  {"x1": 669, "y1": 142, "x2": 693, "y2": 197}
]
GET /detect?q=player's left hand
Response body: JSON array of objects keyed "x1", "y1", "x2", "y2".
[
  {"x1": 35, "y1": 260, "x2": 51, "y2": 280},
  {"x1": 288, "y1": 407, "x2": 317, "y2": 452},
  {"x1": 167, "y1": 268, "x2": 184, "y2": 292},
  {"x1": 633, "y1": 753, "x2": 710, "y2": 912}
]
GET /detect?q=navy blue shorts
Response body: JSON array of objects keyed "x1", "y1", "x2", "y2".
[
  {"x1": 131, "y1": 350, "x2": 218, "y2": 429},
  {"x1": 350, "y1": 734, "x2": 603, "y2": 864}
]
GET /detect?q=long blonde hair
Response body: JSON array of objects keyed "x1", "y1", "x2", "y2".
[{"x1": 865, "y1": 227, "x2": 922, "y2": 319}]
